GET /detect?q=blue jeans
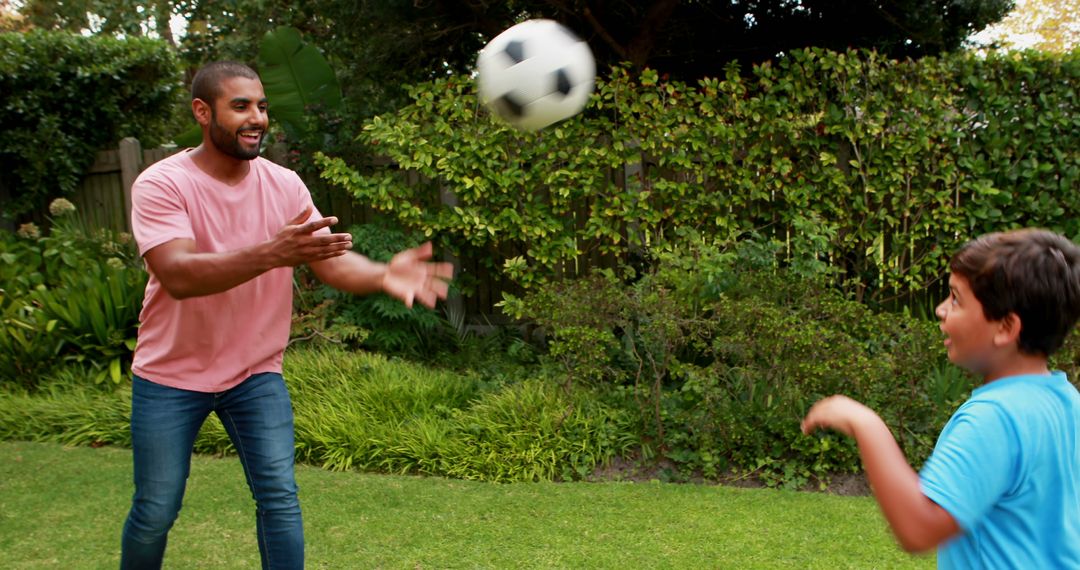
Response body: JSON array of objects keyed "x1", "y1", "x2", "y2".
[{"x1": 121, "y1": 373, "x2": 303, "y2": 569}]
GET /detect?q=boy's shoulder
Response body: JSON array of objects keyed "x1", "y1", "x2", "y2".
[
  {"x1": 970, "y1": 371, "x2": 1075, "y2": 398},
  {"x1": 960, "y1": 372, "x2": 1079, "y2": 425}
]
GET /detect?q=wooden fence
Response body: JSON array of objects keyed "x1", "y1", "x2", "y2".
[{"x1": 74, "y1": 138, "x2": 179, "y2": 233}]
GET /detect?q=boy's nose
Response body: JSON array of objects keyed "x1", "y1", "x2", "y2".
[{"x1": 934, "y1": 300, "x2": 948, "y2": 320}]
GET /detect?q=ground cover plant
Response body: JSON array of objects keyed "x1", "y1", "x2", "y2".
[
  {"x1": 0, "y1": 346, "x2": 637, "y2": 483},
  {"x1": 0, "y1": 441, "x2": 933, "y2": 569}
]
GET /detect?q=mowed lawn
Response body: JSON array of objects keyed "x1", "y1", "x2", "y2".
[{"x1": 0, "y1": 441, "x2": 933, "y2": 569}]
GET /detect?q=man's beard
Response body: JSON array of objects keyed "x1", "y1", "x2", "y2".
[{"x1": 209, "y1": 111, "x2": 263, "y2": 160}]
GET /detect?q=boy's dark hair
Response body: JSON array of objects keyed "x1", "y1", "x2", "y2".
[
  {"x1": 951, "y1": 228, "x2": 1080, "y2": 356},
  {"x1": 190, "y1": 61, "x2": 259, "y2": 105}
]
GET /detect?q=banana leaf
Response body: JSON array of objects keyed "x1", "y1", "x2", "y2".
[{"x1": 258, "y1": 26, "x2": 343, "y2": 139}]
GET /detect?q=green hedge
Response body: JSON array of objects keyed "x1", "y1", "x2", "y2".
[
  {"x1": 318, "y1": 48, "x2": 1080, "y2": 305},
  {"x1": 0, "y1": 31, "x2": 180, "y2": 220}
]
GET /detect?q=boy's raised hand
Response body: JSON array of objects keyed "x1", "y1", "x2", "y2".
[{"x1": 801, "y1": 395, "x2": 877, "y2": 438}]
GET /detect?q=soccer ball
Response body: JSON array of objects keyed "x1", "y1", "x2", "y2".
[{"x1": 476, "y1": 19, "x2": 595, "y2": 131}]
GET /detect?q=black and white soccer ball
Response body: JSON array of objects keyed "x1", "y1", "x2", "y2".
[{"x1": 476, "y1": 19, "x2": 595, "y2": 131}]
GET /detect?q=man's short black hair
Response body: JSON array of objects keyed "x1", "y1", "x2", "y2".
[
  {"x1": 950, "y1": 228, "x2": 1080, "y2": 357},
  {"x1": 190, "y1": 61, "x2": 259, "y2": 105}
]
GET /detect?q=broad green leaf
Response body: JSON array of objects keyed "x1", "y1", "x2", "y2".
[{"x1": 258, "y1": 26, "x2": 343, "y2": 139}]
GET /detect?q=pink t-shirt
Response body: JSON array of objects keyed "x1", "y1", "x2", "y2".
[{"x1": 130, "y1": 150, "x2": 322, "y2": 392}]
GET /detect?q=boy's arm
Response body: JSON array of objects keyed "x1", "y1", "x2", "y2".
[{"x1": 802, "y1": 395, "x2": 960, "y2": 552}]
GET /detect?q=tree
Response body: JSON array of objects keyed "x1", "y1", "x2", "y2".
[
  {"x1": 283, "y1": 0, "x2": 1014, "y2": 82},
  {"x1": 1, "y1": 0, "x2": 28, "y2": 31},
  {"x1": 970, "y1": 0, "x2": 1079, "y2": 52},
  {"x1": 18, "y1": 0, "x2": 178, "y2": 45},
  {"x1": 16, "y1": 0, "x2": 1016, "y2": 99}
]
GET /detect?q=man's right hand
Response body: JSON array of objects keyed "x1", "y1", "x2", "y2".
[
  {"x1": 144, "y1": 207, "x2": 354, "y2": 300},
  {"x1": 268, "y1": 207, "x2": 353, "y2": 267}
]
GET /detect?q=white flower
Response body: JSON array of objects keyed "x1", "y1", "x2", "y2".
[
  {"x1": 16, "y1": 223, "x2": 41, "y2": 239},
  {"x1": 49, "y1": 198, "x2": 77, "y2": 216}
]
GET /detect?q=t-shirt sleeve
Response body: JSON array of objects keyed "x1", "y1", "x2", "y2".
[
  {"x1": 919, "y1": 402, "x2": 1018, "y2": 531},
  {"x1": 131, "y1": 169, "x2": 196, "y2": 256}
]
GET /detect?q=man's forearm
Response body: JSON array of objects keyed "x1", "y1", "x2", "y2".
[
  {"x1": 309, "y1": 251, "x2": 387, "y2": 296},
  {"x1": 151, "y1": 241, "x2": 277, "y2": 299}
]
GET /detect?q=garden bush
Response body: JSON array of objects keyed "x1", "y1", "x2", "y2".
[
  {"x1": 506, "y1": 236, "x2": 970, "y2": 488},
  {"x1": 290, "y1": 219, "x2": 472, "y2": 360},
  {"x1": 0, "y1": 31, "x2": 180, "y2": 221},
  {"x1": 318, "y1": 48, "x2": 1080, "y2": 307}
]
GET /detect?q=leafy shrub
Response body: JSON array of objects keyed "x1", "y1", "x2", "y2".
[
  {"x1": 667, "y1": 277, "x2": 951, "y2": 488},
  {"x1": 318, "y1": 49, "x2": 1080, "y2": 306},
  {"x1": 0, "y1": 200, "x2": 144, "y2": 388},
  {"x1": 0, "y1": 30, "x2": 180, "y2": 220},
  {"x1": 294, "y1": 221, "x2": 445, "y2": 356},
  {"x1": 508, "y1": 236, "x2": 959, "y2": 489},
  {"x1": 32, "y1": 261, "x2": 143, "y2": 385}
]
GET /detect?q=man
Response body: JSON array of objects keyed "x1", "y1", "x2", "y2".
[{"x1": 122, "y1": 61, "x2": 452, "y2": 569}]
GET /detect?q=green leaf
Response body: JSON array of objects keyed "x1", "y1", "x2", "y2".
[
  {"x1": 109, "y1": 357, "x2": 122, "y2": 384},
  {"x1": 172, "y1": 123, "x2": 202, "y2": 148},
  {"x1": 258, "y1": 26, "x2": 343, "y2": 138}
]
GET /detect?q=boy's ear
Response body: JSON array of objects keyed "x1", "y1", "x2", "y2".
[{"x1": 994, "y1": 312, "x2": 1023, "y2": 348}]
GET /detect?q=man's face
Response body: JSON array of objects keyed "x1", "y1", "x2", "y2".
[{"x1": 207, "y1": 76, "x2": 268, "y2": 160}]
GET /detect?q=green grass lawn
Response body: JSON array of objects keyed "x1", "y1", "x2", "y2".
[{"x1": 0, "y1": 441, "x2": 933, "y2": 569}]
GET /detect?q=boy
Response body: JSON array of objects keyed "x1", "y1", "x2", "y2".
[{"x1": 802, "y1": 228, "x2": 1080, "y2": 568}]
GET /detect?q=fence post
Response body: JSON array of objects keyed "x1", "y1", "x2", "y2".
[{"x1": 118, "y1": 137, "x2": 143, "y2": 232}]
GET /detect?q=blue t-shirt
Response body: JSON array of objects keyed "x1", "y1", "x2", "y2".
[{"x1": 919, "y1": 372, "x2": 1080, "y2": 569}]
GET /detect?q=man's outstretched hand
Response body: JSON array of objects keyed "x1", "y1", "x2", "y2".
[
  {"x1": 382, "y1": 242, "x2": 453, "y2": 309},
  {"x1": 270, "y1": 207, "x2": 353, "y2": 267}
]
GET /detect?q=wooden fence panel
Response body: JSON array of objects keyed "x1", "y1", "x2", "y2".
[
  {"x1": 74, "y1": 138, "x2": 181, "y2": 233},
  {"x1": 73, "y1": 169, "x2": 127, "y2": 232}
]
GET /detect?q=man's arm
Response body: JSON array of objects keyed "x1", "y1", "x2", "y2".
[
  {"x1": 145, "y1": 207, "x2": 353, "y2": 299},
  {"x1": 802, "y1": 395, "x2": 961, "y2": 552},
  {"x1": 308, "y1": 241, "x2": 453, "y2": 309}
]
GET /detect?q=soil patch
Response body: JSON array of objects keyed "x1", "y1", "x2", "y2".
[{"x1": 589, "y1": 456, "x2": 872, "y2": 496}]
